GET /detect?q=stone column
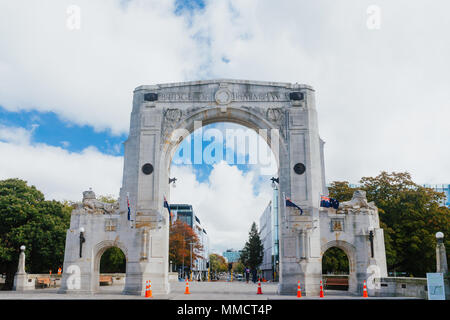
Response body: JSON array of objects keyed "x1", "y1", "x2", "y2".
[
  {"x1": 436, "y1": 232, "x2": 448, "y2": 274},
  {"x1": 13, "y1": 245, "x2": 34, "y2": 291}
]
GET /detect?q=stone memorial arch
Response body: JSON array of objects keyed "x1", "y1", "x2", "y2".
[{"x1": 59, "y1": 79, "x2": 387, "y2": 296}]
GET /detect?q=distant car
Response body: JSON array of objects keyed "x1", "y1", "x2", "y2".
[{"x1": 235, "y1": 274, "x2": 244, "y2": 281}]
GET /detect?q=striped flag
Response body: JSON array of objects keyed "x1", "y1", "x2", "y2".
[
  {"x1": 285, "y1": 196, "x2": 303, "y2": 215},
  {"x1": 126, "y1": 193, "x2": 131, "y2": 221},
  {"x1": 163, "y1": 196, "x2": 173, "y2": 224}
]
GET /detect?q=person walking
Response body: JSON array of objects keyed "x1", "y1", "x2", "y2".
[
  {"x1": 245, "y1": 267, "x2": 250, "y2": 283},
  {"x1": 251, "y1": 268, "x2": 257, "y2": 283}
]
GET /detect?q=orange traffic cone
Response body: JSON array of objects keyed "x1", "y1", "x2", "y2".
[
  {"x1": 184, "y1": 278, "x2": 191, "y2": 294},
  {"x1": 57, "y1": 268, "x2": 62, "y2": 275},
  {"x1": 362, "y1": 280, "x2": 368, "y2": 298},
  {"x1": 319, "y1": 280, "x2": 324, "y2": 298},
  {"x1": 297, "y1": 281, "x2": 302, "y2": 298},
  {"x1": 257, "y1": 279, "x2": 263, "y2": 294},
  {"x1": 145, "y1": 280, "x2": 152, "y2": 298}
]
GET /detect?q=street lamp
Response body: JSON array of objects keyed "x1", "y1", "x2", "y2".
[
  {"x1": 189, "y1": 242, "x2": 194, "y2": 281},
  {"x1": 79, "y1": 227, "x2": 85, "y2": 258},
  {"x1": 169, "y1": 177, "x2": 177, "y2": 188},
  {"x1": 436, "y1": 231, "x2": 444, "y2": 244},
  {"x1": 270, "y1": 177, "x2": 279, "y2": 189}
]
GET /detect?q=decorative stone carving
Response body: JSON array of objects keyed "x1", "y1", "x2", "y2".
[
  {"x1": 162, "y1": 108, "x2": 182, "y2": 139},
  {"x1": 215, "y1": 88, "x2": 232, "y2": 105},
  {"x1": 164, "y1": 108, "x2": 182, "y2": 123},
  {"x1": 73, "y1": 190, "x2": 119, "y2": 214},
  {"x1": 339, "y1": 190, "x2": 376, "y2": 211}
]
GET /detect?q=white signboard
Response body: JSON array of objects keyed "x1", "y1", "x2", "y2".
[{"x1": 426, "y1": 273, "x2": 446, "y2": 300}]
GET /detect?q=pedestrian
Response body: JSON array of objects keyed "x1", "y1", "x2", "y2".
[
  {"x1": 245, "y1": 267, "x2": 250, "y2": 283},
  {"x1": 251, "y1": 268, "x2": 257, "y2": 283}
]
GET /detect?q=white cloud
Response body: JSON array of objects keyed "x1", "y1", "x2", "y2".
[
  {"x1": 1, "y1": 0, "x2": 449, "y2": 202},
  {"x1": 189, "y1": 0, "x2": 450, "y2": 184},
  {"x1": 0, "y1": 124, "x2": 33, "y2": 145},
  {"x1": 0, "y1": 126, "x2": 123, "y2": 201},
  {"x1": 0, "y1": 0, "x2": 203, "y2": 135},
  {"x1": 170, "y1": 161, "x2": 273, "y2": 254}
]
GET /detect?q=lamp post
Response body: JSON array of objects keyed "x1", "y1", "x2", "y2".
[
  {"x1": 189, "y1": 242, "x2": 194, "y2": 281},
  {"x1": 368, "y1": 227, "x2": 374, "y2": 258},
  {"x1": 270, "y1": 177, "x2": 279, "y2": 189},
  {"x1": 436, "y1": 232, "x2": 448, "y2": 274},
  {"x1": 79, "y1": 227, "x2": 85, "y2": 258},
  {"x1": 169, "y1": 177, "x2": 177, "y2": 188}
]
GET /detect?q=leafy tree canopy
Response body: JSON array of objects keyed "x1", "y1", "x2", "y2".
[
  {"x1": 328, "y1": 171, "x2": 450, "y2": 277},
  {"x1": 169, "y1": 220, "x2": 203, "y2": 269},
  {"x1": 209, "y1": 253, "x2": 227, "y2": 273},
  {"x1": 0, "y1": 178, "x2": 71, "y2": 289}
]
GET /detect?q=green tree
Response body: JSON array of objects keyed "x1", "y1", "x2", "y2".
[
  {"x1": 209, "y1": 253, "x2": 227, "y2": 273},
  {"x1": 329, "y1": 172, "x2": 450, "y2": 277},
  {"x1": 100, "y1": 247, "x2": 126, "y2": 273},
  {"x1": 328, "y1": 181, "x2": 357, "y2": 202},
  {"x1": 322, "y1": 247, "x2": 349, "y2": 274},
  {"x1": 232, "y1": 261, "x2": 245, "y2": 274},
  {"x1": 240, "y1": 222, "x2": 264, "y2": 270},
  {"x1": 0, "y1": 179, "x2": 71, "y2": 289}
]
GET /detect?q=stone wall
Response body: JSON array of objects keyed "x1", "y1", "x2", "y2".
[{"x1": 372, "y1": 276, "x2": 450, "y2": 299}]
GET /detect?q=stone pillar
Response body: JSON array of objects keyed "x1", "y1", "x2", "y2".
[
  {"x1": 436, "y1": 232, "x2": 448, "y2": 274},
  {"x1": 13, "y1": 245, "x2": 34, "y2": 291}
]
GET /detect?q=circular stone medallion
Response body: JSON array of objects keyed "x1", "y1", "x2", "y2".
[
  {"x1": 215, "y1": 88, "x2": 232, "y2": 105},
  {"x1": 142, "y1": 163, "x2": 154, "y2": 175},
  {"x1": 293, "y1": 163, "x2": 306, "y2": 175}
]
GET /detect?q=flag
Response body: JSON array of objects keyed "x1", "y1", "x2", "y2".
[
  {"x1": 330, "y1": 198, "x2": 339, "y2": 210},
  {"x1": 285, "y1": 196, "x2": 303, "y2": 215},
  {"x1": 126, "y1": 193, "x2": 131, "y2": 221},
  {"x1": 163, "y1": 196, "x2": 173, "y2": 224},
  {"x1": 320, "y1": 196, "x2": 331, "y2": 208},
  {"x1": 320, "y1": 196, "x2": 339, "y2": 209}
]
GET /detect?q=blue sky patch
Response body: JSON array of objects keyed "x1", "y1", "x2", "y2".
[{"x1": 0, "y1": 106, "x2": 127, "y2": 156}]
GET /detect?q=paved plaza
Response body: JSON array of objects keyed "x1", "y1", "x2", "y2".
[{"x1": 0, "y1": 281, "x2": 421, "y2": 300}]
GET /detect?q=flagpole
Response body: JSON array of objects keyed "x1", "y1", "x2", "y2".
[{"x1": 282, "y1": 192, "x2": 287, "y2": 227}]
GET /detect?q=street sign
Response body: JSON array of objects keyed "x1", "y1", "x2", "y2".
[{"x1": 426, "y1": 273, "x2": 446, "y2": 300}]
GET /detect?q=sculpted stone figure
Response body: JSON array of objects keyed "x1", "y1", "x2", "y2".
[
  {"x1": 339, "y1": 190, "x2": 376, "y2": 210},
  {"x1": 75, "y1": 190, "x2": 119, "y2": 214}
]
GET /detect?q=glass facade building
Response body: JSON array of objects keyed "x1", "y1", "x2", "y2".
[
  {"x1": 258, "y1": 186, "x2": 279, "y2": 281},
  {"x1": 223, "y1": 249, "x2": 242, "y2": 263},
  {"x1": 169, "y1": 203, "x2": 210, "y2": 279},
  {"x1": 423, "y1": 184, "x2": 450, "y2": 208}
]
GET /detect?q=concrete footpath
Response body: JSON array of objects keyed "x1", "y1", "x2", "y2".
[{"x1": 0, "y1": 281, "x2": 422, "y2": 300}]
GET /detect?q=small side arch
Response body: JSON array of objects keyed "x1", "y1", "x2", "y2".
[
  {"x1": 321, "y1": 240, "x2": 357, "y2": 293},
  {"x1": 92, "y1": 240, "x2": 128, "y2": 292}
]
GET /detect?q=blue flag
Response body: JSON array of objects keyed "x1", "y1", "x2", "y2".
[
  {"x1": 320, "y1": 196, "x2": 339, "y2": 209},
  {"x1": 164, "y1": 196, "x2": 173, "y2": 224},
  {"x1": 126, "y1": 194, "x2": 131, "y2": 221},
  {"x1": 285, "y1": 197, "x2": 303, "y2": 215}
]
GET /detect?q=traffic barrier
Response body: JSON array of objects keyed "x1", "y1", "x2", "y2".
[
  {"x1": 363, "y1": 280, "x2": 368, "y2": 298},
  {"x1": 319, "y1": 280, "x2": 324, "y2": 298},
  {"x1": 145, "y1": 280, "x2": 152, "y2": 298},
  {"x1": 257, "y1": 279, "x2": 263, "y2": 294},
  {"x1": 184, "y1": 279, "x2": 191, "y2": 294}
]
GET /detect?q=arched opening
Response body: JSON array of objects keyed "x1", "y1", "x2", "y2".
[
  {"x1": 322, "y1": 247, "x2": 350, "y2": 291},
  {"x1": 94, "y1": 243, "x2": 127, "y2": 293},
  {"x1": 165, "y1": 118, "x2": 281, "y2": 285}
]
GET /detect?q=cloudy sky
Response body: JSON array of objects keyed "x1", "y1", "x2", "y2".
[{"x1": 0, "y1": 0, "x2": 449, "y2": 253}]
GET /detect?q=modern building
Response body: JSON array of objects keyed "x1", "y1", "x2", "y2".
[
  {"x1": 222, "y1": 249, "x2": 242, "y2": 263},
  {"x1": 423, "y1": 184, "x2": 450, "y2": 208},
  {"x1": 169, "y1": 204, "x2": 210, "y2": 279},
  {"x1": 258, "y1": 185, "x2": 280, "y2": 281}
]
